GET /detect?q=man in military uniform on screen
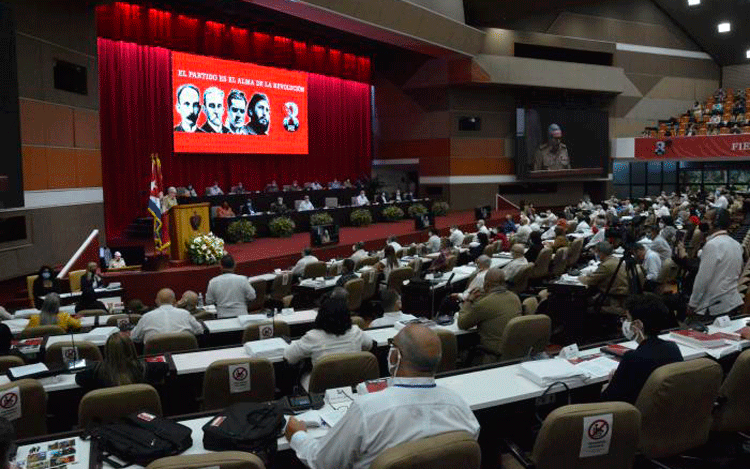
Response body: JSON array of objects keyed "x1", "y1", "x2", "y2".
[{"x1": 534, "y1": 123, "x2": 571, "y2": 171}]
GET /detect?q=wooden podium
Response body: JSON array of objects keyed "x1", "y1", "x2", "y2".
[{"x1": 169, "y1": 202, "x2": 211, "y2": 260}]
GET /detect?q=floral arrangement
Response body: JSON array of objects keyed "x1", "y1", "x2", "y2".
[
  {"x1": 407, "y1": 203, "x2": 429, "y2": 217},
  {"x1": 350, "y1": 209, "x2": 373, "y2": 227},
  {"x1": 310, "y1": 212, "x2": 334, "y2": 226},
  {"x1": 382, "y1": 205, "x2": 404, "y2": 221},
  {"x1": 226, "y1": 220, "x2": 256, "y2": 243},
  {"x1": 269, "y1": 216, "x2": 296, "y2": 237},
  {"x1": 187, "y1": 233, "x2": 226, "y2": 265},
  {"x1": 431, "y1": 201, "x2": 450, "y2": 216}
]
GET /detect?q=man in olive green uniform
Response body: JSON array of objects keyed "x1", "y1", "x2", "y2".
[
  {"x1": 457, "y1": 268, "x2": 521, "y2": 363},
  {"x1": 579, "y1": 241, "x2": 642, "y2": 312},
  {"x1": 534, "y1": 123, "x2": 571, "y2": 171}
]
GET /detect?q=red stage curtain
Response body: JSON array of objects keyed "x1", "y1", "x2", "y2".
[
  {"x1": 99, "y1": 38, "x2": 372, "y2": 241},
  {"x1": 96, "y1": 2, "x2": 371, "y2": 83}
]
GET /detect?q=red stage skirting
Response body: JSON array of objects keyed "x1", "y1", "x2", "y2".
[{"x1": 104, "y1": 209, "x2": 514, "y2": 304}]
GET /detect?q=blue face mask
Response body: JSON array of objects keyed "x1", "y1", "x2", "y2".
[{"x1": 42, "y1": 271, "x2": 51, "y2": 279}]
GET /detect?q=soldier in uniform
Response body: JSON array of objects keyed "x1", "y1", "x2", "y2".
[{"x1": 534, "y1": 123, "x2": 571, "y2": 170}]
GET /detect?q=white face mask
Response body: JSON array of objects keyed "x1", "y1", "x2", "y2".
[{"x1": 388, "y1": 346, "x2": 401, "y2": 376}]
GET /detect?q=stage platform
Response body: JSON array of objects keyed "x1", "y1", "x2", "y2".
[{"x1": 100, "y1": 208, "x2": 514, "y2": 304}]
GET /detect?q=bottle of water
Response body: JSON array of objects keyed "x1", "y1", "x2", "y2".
[{"x1": 198, "y1": 293, "x2": 204, "y2": 307}]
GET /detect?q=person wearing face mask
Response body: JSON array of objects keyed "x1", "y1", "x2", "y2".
[
  {"x1": 32, "y1": 265, "x2": 61, "y2": 308},
  {"x1": 284, "y1": 324, "x2": 479, "y2": 469},
  {"x1": 601, "y1": 294, "x2": 683, "y2": 404}
]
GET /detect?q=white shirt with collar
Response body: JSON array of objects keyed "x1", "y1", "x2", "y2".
[
  {"x1": 449, "y1": 229, "x2": 465, "y2": 247},
  {"x1": 130, "y1": 304, "x2": 203, "y2": 343},
  {"x1": 298, "y1": 200, "x2": 315, "y2": 211},
  {"x1": 712, "y1": 195, "x2": 728, "y2": 210},
  {"x1": 283, "y1": 325, "x2": 373, "y2": 365},
  {"x1": 350, "y1": 249, "x2": 368, "y2": 264},
  {"x1": 426, "y1": 235, "x2": 441, "y2": 253},
  {"x1": 388, "y1": 241, "x2": 403, "y2": 253},
  {"x1": 689, "y1": 231, "x2": 743, "y2": 316},
  {"x1": 575, "y1": 220, "x2": 590, "y2": 233},
  {"x1": 541, "y1": 225, "x2": 556, "y2": 241},
  {"x1": 205, "y1": 272, "x2": 257, "y2": 318},
  {"x1": 642, "y1": 248, "x2": 662, "y2": 281},
  {"x1": 501, "y1": 256, "x2": 529, "y2": 283},
  {"x1": 515, "y1": 225, "x2": 532, "y2": 244},
  {"x1": 292, "y1": 255, "x2": 320, "y2": 277},
  {"x1": 208, "y1": 185, "x2": 224, "y2": 196},
  {"x1": 369, "y1": 311, "x2": 417, "y2": 328},
  {"x1": 289, "y1": 376, "x2": 480, "y2": 469},
  {"x1": 459, "y1": 269, "x2": 488, "y2": 301},
  {"x1": 355, "y1": 194, "x2": 369, "y2": 206},
  {"x1": 477, "y1": 225, "x2": 490, "y2": 236}
]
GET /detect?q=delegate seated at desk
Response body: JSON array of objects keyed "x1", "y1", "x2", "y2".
[
  {"x1": 578, "y1": 241, "x2": 635, "y2": 300},
  {"x1": 130, "y1": 288, "x2": 204, "y2": 343},
  {"x1": 32, "y1": 265, "x2": 62, "y2": 308},
  {"x1": 601, "y1": 294, "x2": 682, "y2": 404},
  {"x1": 285, "y1": 324, "x2": 480, "y2": 469},
  {"x1": 292, "y1": 248, "x2": 320, "y2": 278},
  {"x1": 369, "y1": 290, "x2": 415, "y2": 328},
  {"x1": 25, "y1": 293, "x2": 81, "y2": 333}
]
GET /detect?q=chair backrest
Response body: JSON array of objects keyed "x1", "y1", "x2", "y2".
[
  {"x1": 345, "y1": 278, "x2": 365, "y2": 311},
  {"x1": 656, "y1": 258, "x2": 679, "y2": 284},
  {"x1": 17, "y1": 325, "x2": 65, "y2": 339},
  {"x1": 0, "y1": 355, "x2": 24, "y2": 373},
  {"x1": 497, "y1": 315, "x2": 550, "y2": 360},
  {"x1": 635, "y1": 358, "x2": 722, "y2": 458},
  {"x1": 144, "y1": 332, "x2": 199, "y2": 355},
  {"x1": 356, "y1": 256, "x2": 380, "y2": 270},
  {"x1": 202, "y1": 358, "x2": 275, "y2": 411},
  {"x1": 308, "y1": 352, "x2": 380, "y2": 393},
  {"x1": 270, "y1": 272, "x2": 293, "y2": 301},
  {"x1": 522, "y1": 297, "x2": 539, "y2": 315},
  {"x1": 406, "y1": 245, "x2": 417, "y2": 256},
  {"x1": 529, "y1": 402, "x2": 641, "y2": 469},
  {"x1": 566, "y1": 238, "x2": 584, "y2": 268},
  {"x1": 445, "y1": 255, "x2": 458, "y2": 271},
  {"x1": 435, "y1": 329, "x2": 457, "y2": 372},
  {"x1": 79, "y1": 384, "x2": 162, "y2": 429},
  {"x1": 241, "y1": 320, "x2": 290, "y2": 342},
  {"x1": 361, "y1": 270, "x2": 379, "y2": 301},
  {"x1": 370, "y1": 431, "x2": 480, "y2": 469},
  {"x1": 105, "y1": 314, "x2": 142, "y2": 327},
  {"x1": 303, "y1": 261, "x2": 327, "y2": 279},
  {"x1": 387, "y1": 267, "x2": 414, "y2": 294},
  {"x1": 78, "y1": 309, "x2": 108, "y2": 317},
  {"x1": 68, "y1": 269, "x2": 86, "y2": 292},
  {"x1": 0, "y1": 379, "x2": 47, "y2": 438},
  {"x1": 550, "y1": 247, "x2": 568, "y2": 277},
  {"x1": 529, "y1": 248, "x2": 553, "y2": 280},
  {"x1": 462, "y1": 234, "x2": 474, "y2": 246},
  {"x1": 44, "y1": 340, "x2": 103, "y2": 368},
  {"x1": 247, "y1": 279, "x2": 267, "y2": 312},
  {"x1": 483, "y1": 244, "x2": 496, "y2": 257},
  {"x1": 509, "y1": 263, "x2": 534, "y2": 294},
  {"x1": 712, "y1": 349, "x2": 750, "y2": 433},
  {"x1": 146, "y1": 451, "x2": 266, "y2": 469},
  {"x1": 26, "y1": 275, "x2": 38, "y2": 307}
]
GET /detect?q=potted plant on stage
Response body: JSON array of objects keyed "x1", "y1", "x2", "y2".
[
  {"x1": 351, "y1": 209, "x2": 373, "y2": 227},
  {"x1": 431, "y1": 201, "x2": 450, "y2": 217},
  {"x1": 187, "y1": 233, "x2": 226, "y2": 265},
  {"x1": 310, "y1": 212, "x2": 333, "y2": 227},
  {"x1": 226, "y1": 220, "x2": 256, "y2": 244},
  {"x1": 407, "y1": 203, "x2": 428, "y2": 218},
  {"x1": 269, "y1": 216, "x2": 296, "y2": 237},
  {"x1": 381, "y1": 205, "x2": 404, "y2": 222}
]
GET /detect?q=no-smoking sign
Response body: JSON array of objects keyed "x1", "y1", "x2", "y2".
[
  {"x1": 0, "y1": 387, "x2": 21, "y2": 421},
  {"x1": 0, "y1": 392, "x2": 17, "y2": 409},
  {"x1": 228, "y1": 364, "x2": 251, "y2": 394},
  {"x1": 580, "y1": 413, "x2": 613, "y2": 458},
  {"x1": 588, "y1": 419, "x2": 609, "y2": 440},
  {"x1": 233, "y1": 367, "x2": 248, "y2": 381}
]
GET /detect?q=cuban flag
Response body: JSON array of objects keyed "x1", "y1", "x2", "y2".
[{"x1": 147, "y1": 153, "x2": 170, "y2": 253}]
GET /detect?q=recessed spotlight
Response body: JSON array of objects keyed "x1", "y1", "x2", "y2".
[
  {"x1": 718, "y1": 22, "x2": 731, "y2": 33},
  {"x1": 688, "y1": 0, "x2": 700, "y2": 5}
]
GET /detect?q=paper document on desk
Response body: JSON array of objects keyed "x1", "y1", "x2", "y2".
[
  {"x1": 243, "y1": 337, "x2": 287, "y2": 358},
  {"x1": 573, "y1": 357, "x2": 619, "y2": 379},
  {"x1": 237, "y1": 314, "x2": 270, "y2": 326},
  {"x1": 518, "y1": 359, "x2": 589, "y2": 387},
  {"x1": 84, "y1": 326, "x2": 120, "y2": 342},
  {"x1": 319, "y1": 408, "x2": 348, "y2": 428}
]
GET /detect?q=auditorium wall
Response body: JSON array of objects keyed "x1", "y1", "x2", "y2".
[
  {"x1": 723, "y1": 64, "x2": 750, "y2": 91},
  {"x1": 0, "y1": 1, "x2": 104, "y2": 282}
]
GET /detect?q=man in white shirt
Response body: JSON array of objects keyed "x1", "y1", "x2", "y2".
[
  {"x1": 449, "y1": 226, "x2": 465, "y2": 247},
  {"x1": 387, "y1": 236, "x2": 402, "y2": 253},
  {"x1": 649, "y1": 226, "x2": 674, "y2": 262},
  {"x1": 369, "y1": 289, "x2": 416, "y2": 327},
  {"x1": 109, "y1": 251, "x2": 126, "y2": 269},
  {"x1": 476, "y1": 220, "x2": 490, "y2": 236},
  {"x1": 712, "y1": 192, "x2": 729, "y2": 210},
  {"x1": 298, "y1": 195, "x2": 315, "y2": 211},
  {"x1": 350, "y1": 242, "x2": 368, "y2": 264},
  {"x1": 130, "y1": 288, "x2": 204, "y2": 343},
  {"x1": 575, "y1": 216, "x2": 590, "y2": 233},
  {"x1": 634, "y1": 243, "x2": 661, "y2": 282},
  {"x1": 205, "y1": 255, "x2": 256, "y2": 318},
  {"x1": 207, "y1": 181, "x2": 224, "y2": 196},
  {"x1": 355, "y1": 190, "x2": 369, "y2": 206},
  {"x1": 501, "y1": 244, "x2": 529, "y2": 284},
  {"x1": 292, "y1": 247, "x2": 320, "y2": 277},
  {"x1": 426, "y1": 228, "x2": 441, "y2": 253},
  {"x1": 514, "y1": 218, "x2": 532, "y2": 245},
  {"x1": 285, "y1": 324, "x2": 480, "y2": 469},
  {"x1": 688, "y1": 209, "x2": 743, "y2": 317},
  {"x1": 455, "y1": 255, "x2": 491, "y2": 301}
]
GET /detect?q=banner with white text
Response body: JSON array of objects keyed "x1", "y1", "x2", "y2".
[{"x1": 635, "y1": 135, "x2": 750, "y2": 160}]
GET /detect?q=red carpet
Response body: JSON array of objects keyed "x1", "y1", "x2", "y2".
[{"x1": 104, "y1": 209, "x2": 513, "y2": 304}]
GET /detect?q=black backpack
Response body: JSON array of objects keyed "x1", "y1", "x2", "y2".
[
  {"x1": 202, "y1": 401, "x2": 285, "y2": 464},
  {"x1": 87, "y1": 412, "x2": 192, "y2": 467}
]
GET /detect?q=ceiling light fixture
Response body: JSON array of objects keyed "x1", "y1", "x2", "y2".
[
  {"x1": 688, "y1": 0, "x2": 700, "y2": 5},
  {"x1": 718, "y1": 22, "x2": 731, "y2": 33}
]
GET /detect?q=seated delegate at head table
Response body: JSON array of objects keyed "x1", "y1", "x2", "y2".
[
  {"x1": 355, "y1": 190, "x2": 369, "y2": 206},
  {"x1": 265, "y1": 180, "x2": 279, "y2": 192},
  {"x1": 25, "y1": 293, "x2": 81, "y2": 333},
  {"x1": 207, "y1": 181, "x2": 224, "y2": 196},
  {"x1": 290, "y1": 180, "x2": 302, "y2": 191},
  {"x1": 298, "y1": 195, "x2": 315, "y2": 211},
  {"x1": 601, "y1": 294, "x2": 682, "y2": 404},
  {"x1": 271, "y1": 197, "x2": 288, "y2": 214},
  {"x1": 230, "y1": 182, "x2": 247, "y2": 194},
  {"x1": 240, "y1": 199, "x2": 255, "y2": 216},
  {"x1": 205, "y1": 255, "x2": 256, "y2": 318},
  {"x1": 216, "y1": 201, "x2": 235, "y2": 218},
  {"x1": 285, "y1": 324, "x2": 480, "y2": 469},
  {"x1": 130, "y1": 288, "x2": 204, "y2": 343}
]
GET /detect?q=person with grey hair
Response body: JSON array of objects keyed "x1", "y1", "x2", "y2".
[
  {"x1": 458, "y1": 268, "x2": 522, "y2": 363},
  {"x1": 24, "y1": 292, "x2": 81, "y2": 332},
  {"x1": 131, "y1": 288, "x2": 204, "y2": 343},
  {"x1": 285, "y1": 324, "x2": 479, "y2": 469},
  {"x1": 455, "y1": 254, "x2": 492, "y2": 301},
  {"x1": 579, "y1": 241, "x2": 632, "y2": 298},
  {"x1": 109, "y1": 251, "x2": 126, "y2": 269},
  {"x1": 174, "y1": 84, "x2": 201, "y2": 132},
  {"x1": 634, "y1": 243, "x2": 661, "y2": 288},
  {"x1": 369, "y1": 289, "x2": 416, "y2": 327},
  {"x1": 533, "y1": 123, "x2": 570, "y2": 171},
  {"x1": 176, "y1": 290, "x2": 202, "y2": 315},
  {"x1": 650, "y1": 226, "x2": 675, "y2": 262},
  {"x1": 199, "y1": 87, "x2": 229, "y2": 133},
  {"x1": 161, "y1": 186, "x2": 178, "y2": 214},
  {"x1": 501, "y1": 243, "x2": 529, "y2": 284}
]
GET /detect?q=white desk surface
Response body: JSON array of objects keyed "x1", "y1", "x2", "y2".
[{"x1": 205, "y1": 310, "x2": 318, "y2": 333}]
